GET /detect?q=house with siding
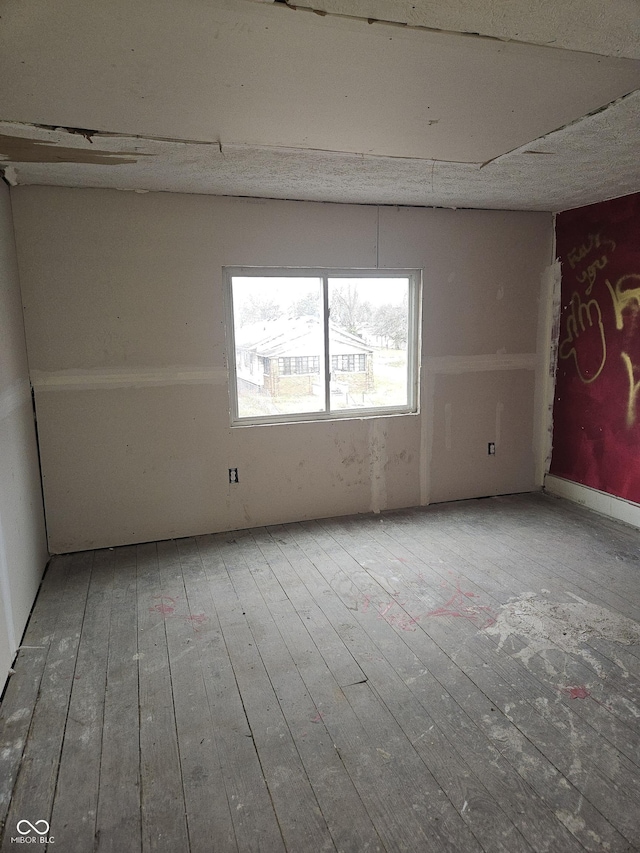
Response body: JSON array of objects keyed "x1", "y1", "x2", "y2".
[{"x1": 235, "y1": 316, "x2": 374, "y2": 399}]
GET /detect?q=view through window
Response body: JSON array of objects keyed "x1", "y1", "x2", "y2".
[{"x1": 227, "y1": 269, "x2": 420, "y2": 423}]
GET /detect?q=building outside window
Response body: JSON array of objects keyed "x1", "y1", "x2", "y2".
[{"x1": 226, "y1": 268, "x2": 421, "y2": 424}]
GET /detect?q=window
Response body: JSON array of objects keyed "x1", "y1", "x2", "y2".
[
  {"x1": 226, "y1": 268, "x2": 421, "y2": 424},
  {"x1": 332, "y1": 354, "x2": 368, "y2": 373},
  {"x1": 278, "y1": 356, "x2": 321, "y2": 375}
]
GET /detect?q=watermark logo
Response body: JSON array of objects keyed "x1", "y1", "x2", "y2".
[
  {"x1": 11, "y1": 820, "x2": 54, "y2": 844},
  {"x1": 16, "y1": 822, "x2": 49, "y2": 836}
]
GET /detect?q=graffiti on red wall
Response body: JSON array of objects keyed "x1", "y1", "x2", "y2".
[{"x1": 551, "y1": 194, "x2": 640, "y2": 502}]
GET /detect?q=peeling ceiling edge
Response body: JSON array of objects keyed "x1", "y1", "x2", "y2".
[
  {"x1": 480, "y1": 88, "x2": 640, "y2": 169},
  {"x1": 1, "y1": 166, "x2": 18, "y2": 187},
  {"x1": 249, "y1": 0, "x2": 638, "y2": 60},
  {"x1": 2, "y1": 101, "x2": 633, "y2": 176},
  {"x1": 0, "y1": 121, "x2": 482, "y2": 167},
  {"x1": 4, "y1": 83, "x2": 637, "y2": 168},
  {"x1": 0, "y1": 121, "x2": 223, "y2": 149}
]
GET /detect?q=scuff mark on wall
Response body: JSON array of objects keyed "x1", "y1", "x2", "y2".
[
  {"x1": 495, "y1": 401, "x2": 504, "y2": 448},
  {"x1": 369, "y1": 419, "x2": 388, "y2": 514},
  {"x1": 419, "y1": 370, "x2": 435, "y2": 506},
  {"x1": 29, "y1": 366, "x2": 227, "y2": 391},
  {"x1": 535, "y1": 252, "x2": 561, "y2": 484},
  {"x1": 548, "y1": 258, "x2": 563, "y2": 385},
  {"x1": 0, "y1": 510, "x2": 17, "y2": 655},
  {"x1": 0, "y1": 380, "x2": 31, "y2": 422},
  {"x1": 444, "y1": 402, "x2": 452, "y2": 451}
]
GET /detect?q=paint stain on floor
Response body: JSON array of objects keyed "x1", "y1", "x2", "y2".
[{"x1": 483, "y1": 591, "x2": 640, "y2": 675}]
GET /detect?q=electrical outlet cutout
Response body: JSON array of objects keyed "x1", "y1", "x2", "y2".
[
  {"x1": 229, "y1": 468, "x2": 239, "y2": 483},
  {"x1": 488, "y1": 442, "x2": 496, "y2": 456}
]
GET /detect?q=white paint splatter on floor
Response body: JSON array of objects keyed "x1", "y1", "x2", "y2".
[{"x1": 483, "y1": 591, "x2": 640, "y2": 676}]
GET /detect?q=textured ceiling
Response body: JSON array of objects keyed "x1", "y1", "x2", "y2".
[{"x1": 1, "y1": 0, "x2": 639, "y2": 212}]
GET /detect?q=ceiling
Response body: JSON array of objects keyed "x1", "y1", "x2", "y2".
[{"x1": 1, "y1": 0, "x2": 639, "y2": 212}]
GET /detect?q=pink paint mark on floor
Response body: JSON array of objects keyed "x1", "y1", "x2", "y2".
[
  {"x1": 149, "y1": 601, "x2": 176, "y2": 615},
  {"x1": 557, "y1": 684, "x2": 617, "y2": 711},
  {"x1": 355, "y1": 574, "x2": 494, "y2": 633},
  {"x1": 310, "y1": 711, "x2": 325, "y2": 723},
  {"x1": 426, "y1": 578, "x2": 495, "y2": 629},
  {"x1": 375, "y1": 600, "x2": 420, "y2": 631},
  {"x1": 395, "y1": 615, "x2": 420, "y2": 632},
  {"x1": 379, "y1": 601, "x2": 394, "y2": 619},
  {"x1": 564, "y1": 685, "x2": 591, "y2": 700},
  {"x1": 185, "y1": 613, "x2": 207, "y2": 632}
]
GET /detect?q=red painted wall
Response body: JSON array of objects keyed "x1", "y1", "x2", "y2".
[{"x1": 550, "y1": 193, "x2": 640, "y2": 501}]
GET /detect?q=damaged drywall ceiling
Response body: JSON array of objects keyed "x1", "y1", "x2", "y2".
[
  {"x1": 3, "y1": 88, "x2": 639, "y2": 211},
  {"x1": 1, "y1": 0, "x2": 638, "y2": 163},
  {"x1": 0, "y1": 134, "x2": 143, "y2": 166},
  {"x1": 255, "y1": 0, "x2": 640, "y2": 60},
  {"x1": 1, "y1": 0, "x2": 639, "y2": 211}
]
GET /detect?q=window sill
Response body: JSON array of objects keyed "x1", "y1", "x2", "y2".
[{"x1": 230, "y1": 408, "x2": 420, "y2": 428}]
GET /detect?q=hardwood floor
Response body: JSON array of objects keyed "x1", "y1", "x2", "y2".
[{"x1": 1, "y1": 492, "x2": 640, "y2": 852}]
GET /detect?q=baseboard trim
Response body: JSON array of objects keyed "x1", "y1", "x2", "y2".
[{"x1": 544, "y1": 474, "x2": 640, "y2": 529}]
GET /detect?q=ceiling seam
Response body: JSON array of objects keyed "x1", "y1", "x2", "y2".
[
  {"x1": 479, "y1": 88, "x2": 640, "y2": 170},
  {"x1": 257, "y1": 0, "x2": 630, "y2": 59}
]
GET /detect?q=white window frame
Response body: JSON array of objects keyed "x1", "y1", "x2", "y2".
[{"x1": 225, "y1": 267, "x2": 422, "y2": 426}]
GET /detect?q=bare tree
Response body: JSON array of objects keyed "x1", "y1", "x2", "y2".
[
  {"x1": 330, "y1": 285, "x2": 372, "y2": 336},
  {"x1": 292, "y1": 291, "x2": 320, "y2": 318},
  {"x1": 240, "y1": 295, "x2": 281, "y2": 325},
  {"x1": 373, "y1": 304, "x2": 407, "y2": 348}
]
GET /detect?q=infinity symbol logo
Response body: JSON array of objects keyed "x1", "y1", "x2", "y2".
[{"x1": 16, "y1": 820, "x2": 50, "y2": 835}]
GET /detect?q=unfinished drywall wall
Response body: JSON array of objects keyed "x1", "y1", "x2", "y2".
[
  {"x1": 0, "y1": 181, "x2": 48, "y2": 688},
  {"x1": 377, "y1": 206, "x2": 552, "y2": 503},
  {"x1": 11, "y1": 187, "x2": 552, "y2": 551}
]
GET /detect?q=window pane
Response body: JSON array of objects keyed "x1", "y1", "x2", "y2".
[
  {"x1": 231, "y1": 276, "x2": 325, "y2": 418},
  {"x1": 328, "y1": 278, "x2": 409, "y2": 411}
]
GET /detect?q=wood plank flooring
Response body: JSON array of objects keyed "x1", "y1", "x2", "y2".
[{"x1": 1, "y1": 492, "x2": 640, "y2": 852}]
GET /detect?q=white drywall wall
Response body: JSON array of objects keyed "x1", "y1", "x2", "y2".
[
  {"x1": 11, "y1": 187, "x2": 552, "y2": 552},
  {"x1": 0, "y1": 181, "x2": 48, "y2": 689}
]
